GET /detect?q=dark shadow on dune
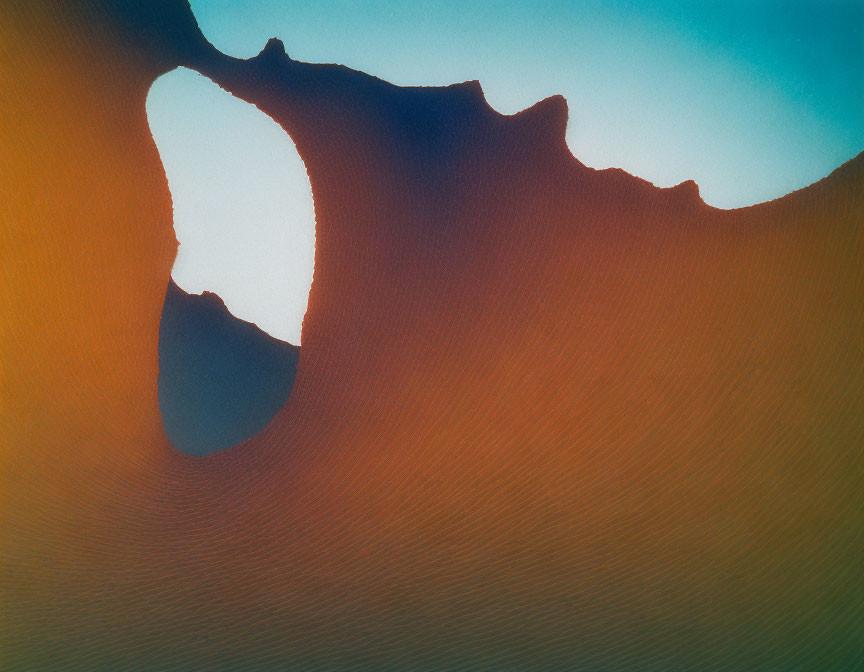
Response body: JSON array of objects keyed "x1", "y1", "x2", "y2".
[{"x1": 158, "y1": 279, "x2": 299, "y2": 455}]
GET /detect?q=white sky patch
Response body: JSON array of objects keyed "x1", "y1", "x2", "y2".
[{"x1": 147, "y1": 67, "x2": 315, "y2": 345}]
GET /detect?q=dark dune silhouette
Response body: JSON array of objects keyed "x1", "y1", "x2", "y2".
[
  {"x1": 159, "y1": 280, "x2": 299, "y2": 455},
  {"x1": 2, "y1": 2, "x2": 863, "y2": 670}
]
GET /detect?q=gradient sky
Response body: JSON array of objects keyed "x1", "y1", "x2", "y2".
[{"x1": 147, "y1": 0, "x2": 864, "y2": 344}]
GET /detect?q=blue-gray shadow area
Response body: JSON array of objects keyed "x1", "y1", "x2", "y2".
[{"x1": 158, "y1": 279, "x2": 299, "y2": 455}]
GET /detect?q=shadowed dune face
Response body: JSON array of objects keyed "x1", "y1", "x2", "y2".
[
  {"x1": 158, "y1": 281, "x2": 299, "y2": 456},
  {"x1": 3, "y1": 2, "x2": 863, "y2": 670}
]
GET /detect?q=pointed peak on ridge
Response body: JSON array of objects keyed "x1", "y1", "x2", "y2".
[{"x1": 515, "y1": 94, "x2": 569, "y2": 143}]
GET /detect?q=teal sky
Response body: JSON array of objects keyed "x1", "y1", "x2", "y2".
[{"x1": 148, "y1": 0, "x2": 864, "y2": 343}]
